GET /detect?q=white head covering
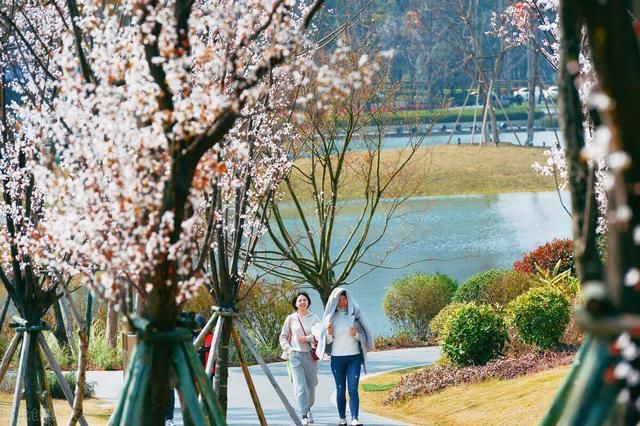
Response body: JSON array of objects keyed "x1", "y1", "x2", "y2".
[{"x1": 315, "y1": 287, "x2": 374, "y2": 359}]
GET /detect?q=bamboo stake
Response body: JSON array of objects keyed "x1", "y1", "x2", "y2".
[
  {"x1": 193, "y1": 312, "x2": 219, "y2": 350},
  {"x1": 180, "y1": 340, "x2": 226, "y2": 425},
  {"x1": 173, "y1": 344, "x2": 208, "y2": 426},
  {"x1": 234, "y1": 320, "x2": 302, "y2": 426},
  {"x1": 231, "y1": 327, "x2": 267, "y2": 426},
  {"x1": 479, "y1": 79, "x2": 494, "y2": 147},
  {"x1": 38, "y1": 335, "x2": 89, "y2": 426},
  {"x1": 470, "y1": 83, "x2": 480, "y2": 144},
  {"x1": 446, "y1": 84, "x2": 474, "y2": 145},
  {"x1": 0, "y1": 333, "x2": 21, "y2": 385},
  {"x1": 207, "y1": 315, "x2": 224, "y2": 382},
  {"x1": 10, "y1": 332, "x2": 31, "y2": 426},
  {"x1": 36, "y1": 344, "x2": 57, "y2": 426}
]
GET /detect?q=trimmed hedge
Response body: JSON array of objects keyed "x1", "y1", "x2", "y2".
[
  {"x1": 441, "y1": 303, "x2": 508, "y2": 366},
  {"x1": 452, "y1": 269, "x2": 509, "y2": 303},
  {"x1": 429, "y1": 302, "x2": 474, "y2": 340},
  {"x1": 508, "y1": 286, "x2": 570, "y2": 349},
  {"x1": 383, "y1": 273, "x2": 457, "y2": 338}
]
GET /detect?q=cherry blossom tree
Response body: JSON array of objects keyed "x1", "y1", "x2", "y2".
[
  {"x1": 0, "y1": 2, "x2": 94, "y2": 424},
  {"x1": 25, "y1": 0, "x2": 327, "y2": 423},
  {"x1": 192, "y1": 88, "x2": 297, "y2": 413}
]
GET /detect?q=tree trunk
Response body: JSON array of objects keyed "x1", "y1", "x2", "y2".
[
  {"x1": 489, "y1": 105, "x2": 500, "y2": 146},
  {"x1": 106, "y1": 300, "x2": 118, "y2": 348},
  {"x1": 526, "y1": 24, "x2": 538, "y2": 145},
  {"x1": 69, "y1": 327, "x2": 89, "y2": 426},
  {"x1": 141, "y1": 284, "x2": 179, "y2": 426},
  {"x1": 25, "y1": 339, "x2": 42, "y2": 426},
  {"x1": 215, "y1": 316, "x2": 232, "y2": 416}
]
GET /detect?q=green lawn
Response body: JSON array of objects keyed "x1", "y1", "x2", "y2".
[
  {"x1": 285, "y1": 144, "x2": 557, "y2": 202},
  {"x1": 360, "y1": 365, "x2": 569, "y2": 425}
]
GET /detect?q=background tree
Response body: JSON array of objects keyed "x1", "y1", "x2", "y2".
[{"x1": 260, "y1": 44, "x2": 427, "y2": 304}]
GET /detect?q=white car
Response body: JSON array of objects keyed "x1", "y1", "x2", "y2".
[
  {"x1": 544, "y1": 86, "x2": 558, "y2": 100},
  {"x1": 512, "y1": 87, "x2": 543, "y2": 102}
]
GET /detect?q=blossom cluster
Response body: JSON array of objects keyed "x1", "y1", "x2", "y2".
[{"x1": 14, "y1": 0, "x2": 323, "y2": 305}]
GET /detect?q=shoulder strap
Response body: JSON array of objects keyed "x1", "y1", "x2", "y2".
[
  {"x1": 296, "y1": 314, "x2": 315, "y2": 348},
  {"x1": 296, "y1": 313, "x2": 308, "y2": 335}
]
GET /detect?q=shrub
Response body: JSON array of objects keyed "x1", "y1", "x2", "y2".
[
  {"x1": 47, "y1": 372, "x2": 96, "y2": 399},
  {"x1": 429, "y1": 302, "x2": 474, "y2": 340},
  {"x1": 89, "y1": 326, "x2": 122, "y2": 370},
  {"x1": 441, "y1": 304, "x2": 507, "y2": 366},
  {"x1": 0, "y1": 372, "x2": 95, "y2": 399},
  {"x1": 508, "y1": 286, "x2": 570, "y2": 349},
  {"x1": 479, "y1": 270, "x2": 540, "y2": 306},
  {"x1": 182, "y1": 285, "x2": 215, "y2": 316},
  {"x1": 452, "y1": 269, "x2": 509, "y2": 303},
  {"x1": 514, "y1": 238, "x2": 574, "y2": 275},
  {"x1": 374, "y1": 331, "x2": 426, "y2": 349},
  {"x1": 383, "y1": 273, "x2": 457, "y2": 338},
  {"x1": 239, "y1": 280, "x2": 299, "y2": 353}
]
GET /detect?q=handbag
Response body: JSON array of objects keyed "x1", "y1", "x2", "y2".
[{"x1": 296, "y1": 314, "x2": 319, "y2": 361}]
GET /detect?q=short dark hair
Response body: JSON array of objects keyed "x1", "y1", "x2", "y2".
[{"x1": 292, "y1": 291, "x2": 311, "y2": 310}]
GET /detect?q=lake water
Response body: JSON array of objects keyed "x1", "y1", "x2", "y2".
[
  {"x1": 356, "y1": 130, "x2": 563, "y2": 150},
  {"x1": 263, "y1": 191, "x2": 573, "y2": 336}
]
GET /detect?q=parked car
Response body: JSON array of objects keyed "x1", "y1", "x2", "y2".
[
  {"x1": 543, "y1": 86, "x2": 558, "y2": 100},
  {"x1": 512, "y1": 87, "x2": 544, "y2": 102}
]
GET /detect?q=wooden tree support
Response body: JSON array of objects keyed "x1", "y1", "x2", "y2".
[
  {"x1": 0, "y1": 317, "x2": 89, "y2": 426},
  {"x1": 109, "y1": 316, "x2": 226, "y2": 425},
  {"x1": 191, "y1": 307, "x2": 302, "y2": 425}
]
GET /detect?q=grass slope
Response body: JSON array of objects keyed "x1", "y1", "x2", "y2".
[
  {"x1": 286, "y1": 145, "x2": 557, "y2": 202},
  {"x1": 360, "y1": 365, "x2": 569, "y2": 425}
]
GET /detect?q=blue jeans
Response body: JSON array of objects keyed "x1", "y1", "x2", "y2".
[{"x1": 331, "y1": 354, "x2": 362, "y2": 419}]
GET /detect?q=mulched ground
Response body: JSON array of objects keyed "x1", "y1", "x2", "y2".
[{"x1": 384, "y1": 350, "x2": 576, "y2": 403}]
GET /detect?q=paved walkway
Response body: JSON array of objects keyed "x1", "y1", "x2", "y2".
[{"x1": 88, "y1": 346, "x2": 440, "y2": 425}]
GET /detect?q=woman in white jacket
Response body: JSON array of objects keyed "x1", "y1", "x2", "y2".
[
  {"x1": 315, "y1": 288, "x2": 375, "y2": 426},
  {"x1": 279, "y1": 291, "x2": 321, "y2": 425}
]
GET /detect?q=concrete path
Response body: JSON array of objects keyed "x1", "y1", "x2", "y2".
[{"x1": 88, "y1": 346, "x2": 440, "y2": 425}]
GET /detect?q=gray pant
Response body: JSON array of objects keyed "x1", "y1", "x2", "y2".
[{"x1": 290, "y1": 351, "x2": 319, "y2": 415}]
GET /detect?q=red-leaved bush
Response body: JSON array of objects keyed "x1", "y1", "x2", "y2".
[
  {"x1": 383, "y1": 351, "x2": 575, "y2": 403},
  {"x1": 513, "y1": 238, "x2": 574, "y2": 275}
]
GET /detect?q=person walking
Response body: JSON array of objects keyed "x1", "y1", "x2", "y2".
[
  {"x1": 280, "y1": 291, "x2": 321, "y2": 425},
  {"x1": 315, "y1": 288, "x2": 375, "y2": 426}
]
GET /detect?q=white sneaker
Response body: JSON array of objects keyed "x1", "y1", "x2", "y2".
[
  {"x1": 302, "y1": 417, "x2": 310, "y2": 426},
  {"x1": 307, "y1": 411, "x2": 314, "y2": 423},
  {"x1": 351, "y1": 419, "x2": 362, "y2": 426},
  {"x1": 338, "y1": 419, "x2": 348, "y2": 426},
  {"x1": 165, "y1": 421, "x2": 175, "y2": 426}
]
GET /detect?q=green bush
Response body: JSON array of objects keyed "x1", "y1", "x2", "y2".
[
  {"x1": 429, "y1": 302, "x2": 474, "y2": 340},
  {"x1": 383, "y1": 273, "x2": 457, "y2": 338},
  {"x1": 374, "y1": 330, "x2": 424, "y2": 349},
  {"x1": 507, "y1": 286, "x2": 570, "y2": 349},
  {"x1": 479, "y1": 270, "x2": 540, "y2": 306},
  {"x1": 441, "y1": 303, "x2": 507, "y2": 366},
  {"x1": 0, "y1": 372, "x2": 94, "y2": 399},
  {"x1": 47, "y1": 372, "x2": 96, "y2": 399},
  {"x1": 452, "y1": 269, "x2": 509, "y2": 303},
  {"x1": 239, "y1": 280, "x2": 299, "y2": 353}
]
